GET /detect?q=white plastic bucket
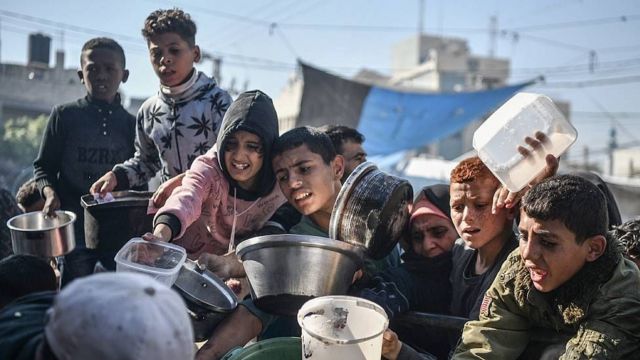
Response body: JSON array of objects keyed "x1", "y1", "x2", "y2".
[{"x1": 297, "y1": 295, "x2": 388, "y2": 360}]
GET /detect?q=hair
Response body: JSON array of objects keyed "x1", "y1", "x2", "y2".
[
  {"x1": 80, "y1": 37, "x2": 126, "y2": 67},
  {"x1": 15, "y1": 178, "x2": 42, "y2": 210},
  {"x1": 273, "y1": 126, "x2": 337, "y2": 165},
  {"x1": 0, "y1": 254, "x2": 57, "y2": 308},
  {"x1": 611, "y1": 218, "x2": 640, "y2": 261},
  {"x1": 522, "y1": 174, "x2": 608, "y2": 244},
  {"x1": 142, "y1": 8, "x2": 197, "y2": 47},
  {"x1": 450, "y1": 156, "x2": 498, "y2": 185},
  {"x1": 321, "y1": 125, "x2": 365, "y2": 154}
]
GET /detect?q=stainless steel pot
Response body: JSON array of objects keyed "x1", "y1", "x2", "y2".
[
  {"x1": 7, "y1": 210, "x2": 76, "y2": 257},
  {"x1": 329, "y1": 162, "x2": 413, "y2": 259},
  {"x1": 81, "y1": 191, "x2": 154, "y2": 270},
  {"x1": 235, "y1": 234, "x2": 364, "y2": 316},
  {"x1": 173, "y1": 259, "x2": 238, "y2": 342}
]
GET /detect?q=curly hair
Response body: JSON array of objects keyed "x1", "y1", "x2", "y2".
[
  {"x1": 80, "y1": 37, "x2": 126, "y2": 67},
  {"x1": 142, "y1": 8, "x2": 197, "y2": 46},
  {"x1": 450, "y1": 156, "x2": 498, "y2": 184}
]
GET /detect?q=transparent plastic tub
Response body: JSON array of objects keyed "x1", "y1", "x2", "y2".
[
  {"x1": 473, "y1": 92, "x2": 577, "y2": 192},
  {"x1": 114, "y1": 238, "x2": 187, "y2": 287}
]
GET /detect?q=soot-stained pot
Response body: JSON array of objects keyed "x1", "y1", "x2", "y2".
[
  {"x1": 329, "y1": 161, "x2": 413, "y2": 259},
  {"x1": 81, "y1": 191, "x2": 154, "y2": 270},
  {"x1": 173, "y1": 259, "x2": 238, "y2": 342}
]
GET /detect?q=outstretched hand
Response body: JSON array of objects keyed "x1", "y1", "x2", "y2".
[
  {"x1": 381, "y1": 329, "x2": 403, "y2": 360},
  {"x1": 197, "y1": 252, "x2": 246, "y2": 280},
  {"x1": 41, "y1": 186, "x2": 60, "y2": 217},
  {"x1": 492, "y1": 132, "x2": 560, "y2": 214},
  {"x1": 90, "y1": 171, "x2": 117, "y2": 198},
  {"x1": 151, "y1": 173, "x2": 185, "y2": 208}
]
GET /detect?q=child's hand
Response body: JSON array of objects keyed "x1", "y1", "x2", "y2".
[
  {"x1": 151, "y1": 173, "x2": 185, "y2": 207},
  {"x1": 90, "y1": 171, "x2": 117, "y2": 197},
  {"x1": 492, "y1": 132, "x2": 560, "y2": 214},
  {"x1": 41, "y1": 186, "x2": 60, "y2": 217},
  {"x1": 197, "y1": 252, "x2": 246, "y2": 280},
  {"x1": 382, "y1": 329, "x2": 403, "y2": 360}
]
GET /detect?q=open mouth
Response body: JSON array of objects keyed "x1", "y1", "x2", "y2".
[
  {"x1": 294, "y1": 192, "x2": 311, "y2": 201},
  {"x1": 527, "y1": 267, "x2": 548, "y2": 283},
  {"x1": 232, "y1": 161, "x2": 249, "y2": 170},
  {"x1": 463, "y1": 228, "x2": 481, "y2": 235}
]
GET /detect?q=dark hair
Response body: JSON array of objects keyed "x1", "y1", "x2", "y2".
[
  {"x1": 321, "y1": 125, "x2": 365, "y2": 154},
  {"x1": 142, "y1": 8, "x2": 197, "y2": 47},
  {"x1": 611, "y1": 218, "x2": 640, "y2": 261},
  {"x1": 0, "y1": 255, "x2": 57, "y2": 308},
  {"x1": 80, "y1": 37, "x2": 126, "y2": 67},
  {"x1": 273, "y1": 126, "x2": 337, "y2": 165},
  {"x1": 450, "y1": 156, "x2": 498, "y2": 185},
  {"x1": 522, "y1": 175, "x2": 608, "y2": 244},
  {"x1": 15, "y1": 178, "x2": 42, "y2": 210}
]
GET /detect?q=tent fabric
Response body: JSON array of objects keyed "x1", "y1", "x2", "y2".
[{"x1": 296, "y1": 61, "x2": 534, "y2": 156}]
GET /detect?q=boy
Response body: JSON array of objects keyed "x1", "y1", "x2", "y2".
[
  {"x1": 196, "y1": 127, "x2": 346, "y2": 360},
  {"x1": 322, "y1": 125, "x2": 367, "y2": 181},
  {"x1": 91, "y1": 8, "x2": 231, "y2": 198},
  {"x1": 33, "y1": 37, "x2": 137, "y2": 283},
  {"x1": 454, "y1": 175, "x2": 640, "y2": 359}
]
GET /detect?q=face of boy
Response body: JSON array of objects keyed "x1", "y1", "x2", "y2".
[
  {"x1": 223, "y1": 130, "x2": 264, "y2": 191},
  {"x1": 450, "y1": 177, "x2": 515, "y2": 250},
  {"x1": 410, "y1": 214, "x2": 457, "y2": 258},
  {"x1": 78, "y1": 48, "x2": 128, "y2": 102},
  {"x1": 518, "y1": 212, "x2": 604, "y2": 293},
  {"x1": 273, "y1": 144, "x2": 343, "y2": 217},
  {"x1": 340, "y1": 140, "x2": 367, "y2": 180},
  {"x1": 147, "y1": 33, "x2": 200, "y2": 87}
]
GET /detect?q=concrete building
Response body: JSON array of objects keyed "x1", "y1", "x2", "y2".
[
  {"x1": 611, "y1": 146, "x2": 640, "y2": 178},
  {"x1": 0, "y1": 33, "x2": 85, "y2": 124}
]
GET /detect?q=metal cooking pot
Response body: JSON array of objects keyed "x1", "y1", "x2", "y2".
[
  {"x1": 7, "y1": 210, "x2": 76, "y2": 257},
  {"x1": 236, "y1": 234, "x2": 364, "y2": 316},
  {"x1": 81, "y1": 191, "x2": 154, "y2": 270},
  {"x1": 173, "y1": 259, "x2": 237, "y2": 342},
  {"x1": 329, "y1": 162, "x2": 413, "y2": 259}
]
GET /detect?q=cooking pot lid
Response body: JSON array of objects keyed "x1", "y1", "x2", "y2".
[
  {"x1": 173, "y1": 259, "x2": 237, "y2": 313},
  {"x1": 81, "y1": 191, "x2": 153, "y2": 209},
  {"x1": 329, "y1": 161, "x2": 412, "y2": 259}
]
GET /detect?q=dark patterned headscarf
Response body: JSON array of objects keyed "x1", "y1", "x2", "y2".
[{"x1": 0, "y1": 188, "x2": 22, "y2": 260}]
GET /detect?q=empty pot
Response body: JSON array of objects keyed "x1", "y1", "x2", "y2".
[{"x1": 7, "y1": 210, "x2": 76, "y2": 257}]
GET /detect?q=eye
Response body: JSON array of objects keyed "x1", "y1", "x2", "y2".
[
  {"x1": 277, "y1": 173, "x2": 288, "y2": 182},
  {"x1": 247, "y1": 143, "x2": 263, "y2": 154},
  {"x1": 540, "y1": 239, "x2": 556, "y2": 249},
  {"x1": 410, "y1": 231, "x2": 422, "y2": 243},
  {"x1": 431, "y1": 227, "x2": 448, "y2": 239},
  {"x1": 300, "y1": 166, "x2": 311, "y2": 174},
  {"x1": 224, "y1": 140, "x2": 239, "y2": 152},
  {"x1": 451, "y1": 204, "x2": 464, "y2": 212},
  {"x1": 476, "y1": 203, "x2": 488, "y2": 209},
  {"x1": 517, "y1": 232, "x2": 528, "y2": 243},
  {"x1": 169, "y1": 47, "x2": 180, "y2": 55}
]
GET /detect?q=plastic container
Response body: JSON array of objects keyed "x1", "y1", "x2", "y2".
[
  {"x1": 473, "y1": 92, "x2": 577, "y2": 192},
  {"x1": 220, "y1": 337, "x2": 301, "y2": 360},
  {"x1": 114, "y1": 238, "x2": 186, "y2": 287},
  {"x1": 297, "y1": 296, "x2": 388, "y2": 360}
]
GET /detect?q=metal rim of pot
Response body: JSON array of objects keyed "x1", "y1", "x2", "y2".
[
  {"x1": 7, "y1": 210, "x2": 76, "y2": 232},
  {"x1": 236, "y1": 234, "x2": 365, "y2": 267}
]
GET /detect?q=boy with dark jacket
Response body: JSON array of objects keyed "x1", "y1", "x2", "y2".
[
  {"x1": 454, "y1": 175, "x2": 640, "y2": 359},
  {"x1": 33, "y1": 37, "x2": 137, "y2": 283}
]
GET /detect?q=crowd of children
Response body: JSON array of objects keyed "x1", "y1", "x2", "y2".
[{"x1": 0, "y1": 6, "x2": 638, "y2": 360}]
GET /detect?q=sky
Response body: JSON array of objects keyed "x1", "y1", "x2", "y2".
[{"x1": 1, "y1": 0, "x2": 639, "y2": 169}]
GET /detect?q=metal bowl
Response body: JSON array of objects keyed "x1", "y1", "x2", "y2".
[
  {"x1": 7, "y1": 210, "x2": 76, "y2": 257},
  {"x1": 329, "y1": 161, "x2": 413, "y2": 259},
  {"x1": 173, "y1": 259, "x2": 238, "y2": 342},
  {"x1": 236, "y1": 234, "x2": 364, "y2": 316}
]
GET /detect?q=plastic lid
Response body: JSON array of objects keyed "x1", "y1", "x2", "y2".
[{"x1": 114, "y1": 238, "x2": 186, "y2": 275}]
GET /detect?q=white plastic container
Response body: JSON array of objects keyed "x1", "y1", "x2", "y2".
[
  {"x1": 297, "y1": 296, "x2": 388, "y2": 360},
  {"x1": 114, "y1": 238, "x2": 186, "y2": 287},
  {"x1": 473, "y1": 92, "x2": 578, "y2": 192}
]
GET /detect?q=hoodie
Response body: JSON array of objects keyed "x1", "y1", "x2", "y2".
[
  {"x1": 113, "y1": 70, "x2": 232, "y2": 189},
  {"x1": 153, "y1": 90, "x2": 286, "y2": 257}
]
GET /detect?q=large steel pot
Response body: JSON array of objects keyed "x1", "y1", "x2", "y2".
[
  {"x1": 173, "y1": 259, "x2": 237, "y2": 342},
  {"x1": 81, "y1": 191, "x2": 154, "y2": 270},
  {"x1": 236, "y1": 234, "x2": 364, "y2": 316},
  {"x1": 7, "y1": 210, "x2": 76, "y2": 257},
  {"x1": 329, "y1": 162, "x2": 413, "y2": 259}
]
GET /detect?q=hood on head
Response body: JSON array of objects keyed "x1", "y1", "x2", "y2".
[{"x1": 217, "y1": 90, "x2": 279, "y2": 199}]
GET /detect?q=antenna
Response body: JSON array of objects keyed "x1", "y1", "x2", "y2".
[
  {"x1": 489, "y1": 15, "x2": 497, "y2": 58},
  {"x1": 418, "y1": 0, "x2": 425, "y2": 36}
]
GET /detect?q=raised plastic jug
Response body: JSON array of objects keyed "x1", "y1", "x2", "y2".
[{"x1": 473, "y1": 93, "x2": 577, "y2": 192}]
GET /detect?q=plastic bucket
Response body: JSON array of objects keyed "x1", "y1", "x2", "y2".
[
  {"x1": 221, "y1": 337, "x2": 301, "y2": 360},
  {"x1": 297, "y1": 295, "x2": 388, "y2": 360}
]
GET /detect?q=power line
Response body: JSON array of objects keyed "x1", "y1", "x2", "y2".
[
  {"x1": 539, "y1": 75, "x2": 640, "y2": 88},
  {"x1": 510, "y1": 14, "x2": 640, "y2": 32}
]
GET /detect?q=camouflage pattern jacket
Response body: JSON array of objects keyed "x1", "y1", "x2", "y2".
[{"x1": 454, "y1": 242, "x2": 640, "y2": 359}]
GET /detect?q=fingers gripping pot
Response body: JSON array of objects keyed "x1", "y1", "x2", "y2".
[{"x1": 329, "y1": 162, "x2": 413, "y2": 259}]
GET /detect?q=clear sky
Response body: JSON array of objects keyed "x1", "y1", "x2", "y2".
[{"x1": 1, "y1": 0, "x2": 639, "y2": 169}]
